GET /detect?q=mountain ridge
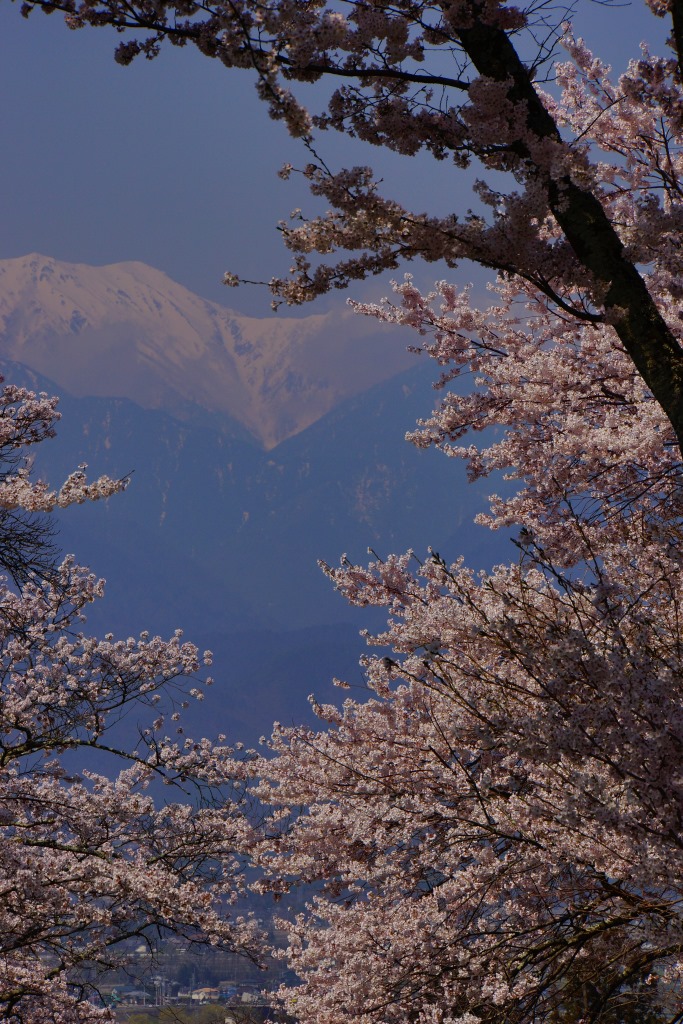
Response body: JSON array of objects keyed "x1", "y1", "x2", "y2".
[{"x1": 0, "y1": 253, "x2": 414, "y2": 449}]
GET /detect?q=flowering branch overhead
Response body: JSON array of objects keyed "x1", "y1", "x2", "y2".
[{"x1": 16, "y1": 0, "x2": 683, "y2": 447}]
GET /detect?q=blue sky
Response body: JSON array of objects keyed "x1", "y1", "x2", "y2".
[
  {"x1": 1, "y1": 3, "x2": 308, "y2": 313},
  {"x1": 0, "y1": 0, "x2": 668, "y2": 316}
]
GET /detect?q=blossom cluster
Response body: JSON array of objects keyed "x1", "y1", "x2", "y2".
[{"x1": 0, "y1": 554, "x2": 261, "y2": 1023}]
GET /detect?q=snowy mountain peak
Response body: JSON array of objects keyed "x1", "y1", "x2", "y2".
[{"x1": 0, "y1": 254, "x2": 413, "y2": 448}]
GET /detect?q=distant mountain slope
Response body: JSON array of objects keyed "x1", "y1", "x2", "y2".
[
  {"x1": 15, "y1": 357, "x2": 499, "y2": 631},
  {"x1": 0, "y1": 253, "x2": 413, "y2": 448},
  {"x1": 3, "y1": 357, "x2": 512, "y2": 742}
]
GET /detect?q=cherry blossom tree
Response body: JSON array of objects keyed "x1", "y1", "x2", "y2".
[
  {"x1": 9, "y1": 0, "x2": 683, "y2": 1021},
  {"x1": 254, "y1": 274, "x2": 683, "y2": 1024},
  {"x1": 0, "y1": 383, "x2": 260, "y2": 1023}
]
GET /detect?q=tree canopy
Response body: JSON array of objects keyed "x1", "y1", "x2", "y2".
[{"x1": 18, "y1": 0, "x2": 683, "y2": 449}]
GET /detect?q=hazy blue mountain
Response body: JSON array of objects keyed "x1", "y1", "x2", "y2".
[{"x1": 4, "y1": 358, "x2": 510, "y2": 743}]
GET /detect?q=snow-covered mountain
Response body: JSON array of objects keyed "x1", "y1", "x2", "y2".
[
  {"x1": 0, "y1": 254, "x2": 413, "y2": 448},
  {"x1": 0, "y1": 253, "x2": 511, "y2": 741}
]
